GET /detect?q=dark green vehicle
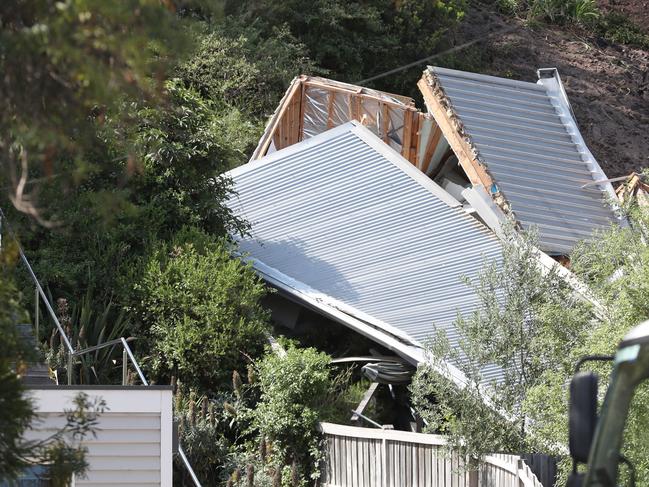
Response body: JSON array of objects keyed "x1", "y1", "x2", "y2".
[{"x1": 568, "y1": 320, "x2": 649, "y2": 487}]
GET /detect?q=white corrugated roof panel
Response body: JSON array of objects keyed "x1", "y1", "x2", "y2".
[
  {"x1": 424, "y1": 66, "x2": 618, "y2": 255},
  {"x1": 226, "y1": 121, "x2": 504, "y2": 379}
]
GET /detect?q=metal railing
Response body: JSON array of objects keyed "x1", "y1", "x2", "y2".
[
  {"x1": 70, "y1": 337, "x2": 202, "y2": 487},
  {"x1": 0, "y1": 208, "x2": 202, "y2": 487}
]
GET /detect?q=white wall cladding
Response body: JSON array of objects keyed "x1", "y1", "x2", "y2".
[
  {"x1": 25, "y1": 386, "x2": 173, "y2": 487},
  {"x1": 426, "y1": 66, "x2": 618, "y2": 255},
  {"x1": 227, "y1": 122, "x2": 504, "y2": 380}
]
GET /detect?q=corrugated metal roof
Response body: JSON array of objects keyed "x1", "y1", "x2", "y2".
[
  {"x1": 424, "y1": 66, "x2": 618, "y2": 255},
  {"x1": 226, "y1": 122, "x2": 504, "y2": 381}
]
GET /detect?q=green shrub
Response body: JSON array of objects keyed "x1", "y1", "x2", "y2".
[
  {"x1": 498, "y1": 0, "x2": 600, "y2": 26},
  {"x1": 596, "y1": 13, "x2": 649, "y2": 49},
  {"x1": 45, "y1": 294, "x2": 132, "y2": 385},
  {"x1": 177, "y1": 23, "x2": 318, "y2": 118},
  {"x1": 133, "y1": 228, "x2": 269, "y2": 392},
  {"x1": 225, "y1": 0, "x2": 466, "y2": 94},
  {"x1": 252, "y1": 347, "x2": 333, "y2": 484},
  {"x1": 174, "y1": 389, "x2": 232, "y2": 485}
]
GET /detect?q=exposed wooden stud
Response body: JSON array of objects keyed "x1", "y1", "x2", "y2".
[
  {"x1": 410, "y1": 113, "x2": 420, "y2": 165},
  {"x1": 290, "y1": 89, "x2": 301, "y2": 144},
  {"x1": 326, "y1": 91, "x2": 335, "y2": 129},
  {"x1": 297, "y1": 83, "x2": 307, "y2": 142},
  {"x1": 256, "y1": 77, "x2": 303, "y2": 158},
  {"x1": 381, "y1": 104, "x2": 390, "y2": 143},
  {"x1": 401, "y1": 111, "x2": 413, "y2": 159},
  {"x1": 421, "y1": 123, "x2": 444, "y2": 175},
  {"x1": 418, "y1": 78, "x2": 494, "y2": 189},
  {"x1": 280, "y1": 100, "x2": 290, "y2": 150}
]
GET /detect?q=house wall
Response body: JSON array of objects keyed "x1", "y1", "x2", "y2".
[{"x1": 25, "y1": 386, "x2": 173, "y2": 487}]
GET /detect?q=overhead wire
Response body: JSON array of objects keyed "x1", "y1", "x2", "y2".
[{"x1": 355, "y1": 24, "x2": 520, "y2": 86}]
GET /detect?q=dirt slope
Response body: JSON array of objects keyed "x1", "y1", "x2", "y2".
[{"x1": 453, "y1": 5, "x2": 649, "y2": 177}]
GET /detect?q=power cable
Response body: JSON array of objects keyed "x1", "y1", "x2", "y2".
[{"x1": 355, "y1": 24, "x2": 520, "y2": 86}]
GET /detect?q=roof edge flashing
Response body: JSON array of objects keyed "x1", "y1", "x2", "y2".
[{"x1": 536, "y1": 68, "x2": 620, "y2": 213}]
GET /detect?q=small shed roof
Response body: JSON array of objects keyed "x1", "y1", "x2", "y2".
[
  {"x1": 226, "y1": 121, "x2": 504, "y2": 383},
  {"x1": 419, "y1": 66, "x2": 619, "y2": 255}
]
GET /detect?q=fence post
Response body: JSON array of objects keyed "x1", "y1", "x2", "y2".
[
  {"x1": 382, "y1": 437, "x2": 388, "y2": 487},
  {"x1": 122, "y1": 348, "x2": 128, "y2": 385},
  {"x1": 469, "y1": 467, "x2": 478, "y2": 487}
]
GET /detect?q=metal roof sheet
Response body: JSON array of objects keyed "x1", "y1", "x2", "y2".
[
  {"x1": 424, "y1": 66, "x2": 618, "y2": 255},
  {"x1": 226, "y1": 122, "x2": 504, "y2": 382}
]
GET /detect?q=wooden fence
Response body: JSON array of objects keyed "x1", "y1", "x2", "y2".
[{"x1": 319, "y1": 423, "x2": 544, "y2": 487}]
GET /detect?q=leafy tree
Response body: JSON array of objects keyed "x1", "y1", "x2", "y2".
[
  {"x1": 225, "y1": 0, "x2": 466, "y2": 94},
  {"x1": 133, "y1": 227, "x2": 269, "y2": 392},
  {"x1": 177, "y1": 23, "x2": 318, "y2": 118},
  {"x1": 19, "y1": 77, "x2": 254, "y2": 305},
  {"x1": 526, "y1": 175, "x2": 649, "y2": 483},
  {"x1": 0, "y1": 0, "x2": 190, "y2": 223},
  {"x1": 411, "y1": 225, "x2": 592, "y2": 460}
]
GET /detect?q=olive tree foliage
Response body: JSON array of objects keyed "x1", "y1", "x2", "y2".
[
  {"x1": 133, "y1": 227, "x2": 269, "y2": 393},
  {"x1": 527, "y1": 174, "x2": 649, "y2": 483},
  {"x1": 411, "y1": 224, "x2": 593, "y2": 460}
]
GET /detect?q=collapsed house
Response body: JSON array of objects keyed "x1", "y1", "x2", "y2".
[
  {"x1": 228, "y1": 121, "x2": 503, "y2": 385},
  {"x1": 226, "y1": 66, "x2": 619, "y2": 386},
  {"x1": 251, "y1": 69, "x2": 620, "y2": 256}
]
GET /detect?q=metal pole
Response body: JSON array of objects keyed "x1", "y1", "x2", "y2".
[
  {"x1": 35, "y1": 286, "x2": 39, "y2": 343},
  {"x1": 178, "y1": 447, "x2": 202, "y2": 487},
  {"x1": 120, "y1": 338, "x2": 148, "y2": 386},
  {"x1": 122, "y1": 348, "x2": 128, "y2": 386}
]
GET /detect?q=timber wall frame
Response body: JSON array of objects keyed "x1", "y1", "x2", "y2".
[{"x1": 250, "y1": 75, "x2": 446, "y2": 175}]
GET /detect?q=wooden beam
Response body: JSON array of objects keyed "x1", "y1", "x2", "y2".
[
  {"x1": 421, "y1": 123, "x2": 444, "y2": 175},
  {"x1": 381, "y1": 104, "x2": 390, "y2": 143},
  {"x1": 326, "y1": 91, "x2": 335, "y2": 129},
  {"x1": 297, "y1": 83, "x2": 307, "y2": 141},
  {"x1": 280, "y1": 99, "x2": 290, "y2": 150},
  {"x1": 350, "y1": 382, "x2": 379, "y2": 422},
  {"x1": 417, "y1": 78, "x2": 494, "y2": 190},
  {"x1": 256, "y1": 78, "x2": 303, "y2": 158},
  {"x1": 290, "y1": 89, "x2": 301, "y2": 144},
  {"x1": 410, "y1": 113, "x2": 420, "y2": 165},
  {"x1": 401, "y1": 111, "x2": 412, "y2": 159},
  {"x1": 304, "y1": 80, "x2": 417, "y2": 110}
]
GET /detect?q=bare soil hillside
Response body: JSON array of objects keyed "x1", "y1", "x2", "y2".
[{"x1": 454, "y1": 5, "x2": 649, "y2": 177}]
